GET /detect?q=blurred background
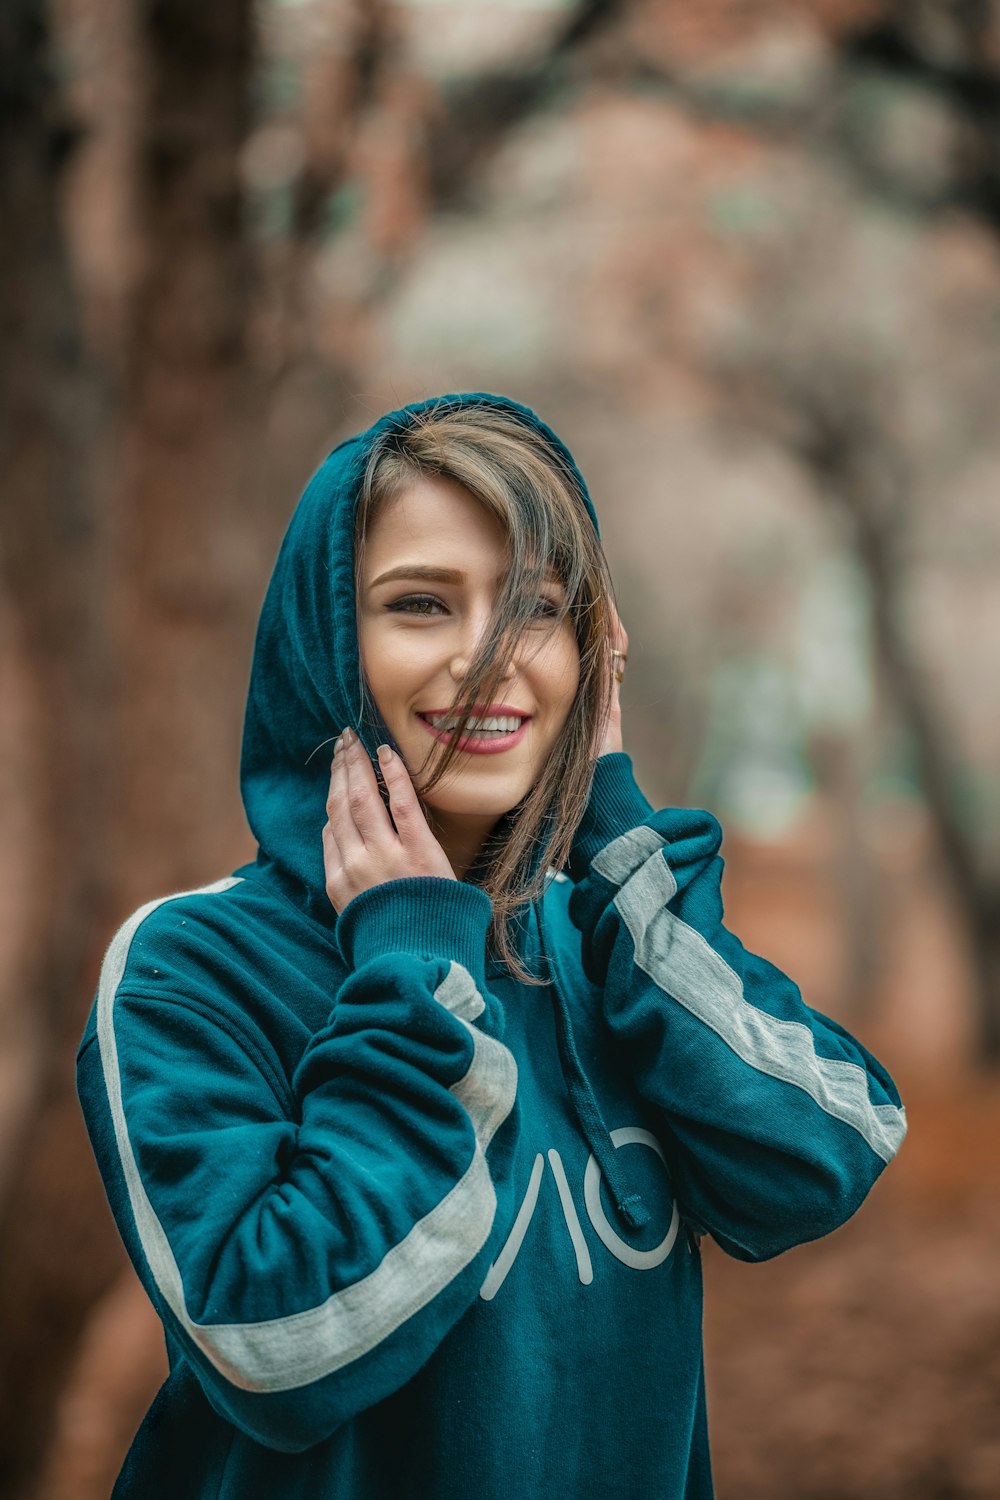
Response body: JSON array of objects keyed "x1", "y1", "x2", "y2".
[{"x1": 2, "y1": 0, "x2": 999, "y2": 1495}]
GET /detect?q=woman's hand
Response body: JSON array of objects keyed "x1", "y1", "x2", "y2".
[
  {"x1": 323, "y1": 728, "x2": 457, "y2": 915},
  {"x1": 596, "y1": 599, "x2": 628, "y2": 759}
]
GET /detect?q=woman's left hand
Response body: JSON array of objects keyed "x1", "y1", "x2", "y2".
[{"x1": 596, "y1": 599, "x2": 628, "y2": 759}]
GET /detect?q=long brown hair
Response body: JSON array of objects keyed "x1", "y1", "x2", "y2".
[{"x1": 354, "y1": 402, "x2": 617, "y2": 984}]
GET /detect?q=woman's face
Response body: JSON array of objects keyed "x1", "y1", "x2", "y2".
[{"x1": 357, "y1": 472, "x2": 581, "y2": 828}]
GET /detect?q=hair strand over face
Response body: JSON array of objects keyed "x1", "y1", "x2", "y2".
[{"x1": 354, "y1": 404, "x2": 617, "y2": 985}]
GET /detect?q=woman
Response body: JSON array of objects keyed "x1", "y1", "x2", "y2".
[{"x1": 77, "y1": 392, "x2": 907, "y2": 1499}]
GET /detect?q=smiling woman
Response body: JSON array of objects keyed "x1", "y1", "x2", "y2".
[
  {"x1": 352, "y1": 406, "x2": 618, "y2": 977},
  {"x1": 76, "y1": 391, "x2": 906, "y2": 1500},
  {"x1": 358, "y1": 473, "x2": 581, "y2": 875}
]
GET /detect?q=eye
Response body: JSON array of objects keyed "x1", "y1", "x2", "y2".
[
  {"x1": 530, "y1": 596, "x2": 562, "y2": 620},
  {"x1": 387, "y1": 594, "x2": 446, "y2": 616}
]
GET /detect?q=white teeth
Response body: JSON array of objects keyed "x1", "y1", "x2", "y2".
[{"x1": 424, "y1": 714, "x2": 523, "y2": 733}]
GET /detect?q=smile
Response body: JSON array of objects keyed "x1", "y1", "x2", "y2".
[{"x1": 416, "y1": 712, "x2": 531, "y2": 755}]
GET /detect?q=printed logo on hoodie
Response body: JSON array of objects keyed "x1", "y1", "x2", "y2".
[{"x1": 480, "y1": 1126, "x2": 680, "y2": 1300}]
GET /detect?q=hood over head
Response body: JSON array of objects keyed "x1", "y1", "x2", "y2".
[{"x1": 240, "y1": 391, "x2": 601, "y2": 929}]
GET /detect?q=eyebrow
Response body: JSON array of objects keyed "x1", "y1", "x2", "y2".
[{"x1": 369, "y1": 563, "x2": 563, "y2": 589}]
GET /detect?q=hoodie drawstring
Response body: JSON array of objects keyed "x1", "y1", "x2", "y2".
[{"x1": 532, "y1": 898, "x2": 650, "y2": 1233}]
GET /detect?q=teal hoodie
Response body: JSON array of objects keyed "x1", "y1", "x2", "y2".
[{"x1": 77, "y1": 392, "x2": 907, "y2": 1499}]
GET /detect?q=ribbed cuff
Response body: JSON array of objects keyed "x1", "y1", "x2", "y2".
[
  {"x1": 568, "y1": 752, "x2": 655, "y2": 882},
  {"x1": 335, "y1": 876, "x2": 493, "y2": 991}
]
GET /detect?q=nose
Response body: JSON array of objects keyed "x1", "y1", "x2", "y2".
[{"x1": 449, "y1": 639, "x2": 517, "y2": 687}]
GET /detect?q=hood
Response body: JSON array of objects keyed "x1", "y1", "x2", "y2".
[
  {"x1": 239, "y1": 390, "x2": 649, "y2": 1234},
  {"x1": 240, "y1": 391, "x2": 600, "y2": 929}
]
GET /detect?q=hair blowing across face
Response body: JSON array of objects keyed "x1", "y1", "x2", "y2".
[{"x1": 354, "y1": 404, "x2": 618, "y2": 985}]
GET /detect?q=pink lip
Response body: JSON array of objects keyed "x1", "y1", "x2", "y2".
[{"x1": 416, "y1": 711, "x2": 531, "y2": 755}]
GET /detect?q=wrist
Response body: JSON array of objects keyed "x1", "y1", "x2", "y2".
[
  {"x1": 595, "y1": 709, "x2": 623, "y2": 760},
  {"x1": 568, "y1": 752, "x2": 654, "y2": 881},
  {"x1": 335, "y1": 876, "x2": 493, "y2": 992}
]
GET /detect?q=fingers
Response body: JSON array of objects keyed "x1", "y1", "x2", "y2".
[
  {"x1": 326, "y1": 734, "x2": 362, "y2": 860},
  {"x1": 608, "y1": 596, "x2": 628, "y2": 655},
  {"x1": 607, "y1": 597, "x2": 627, "y2": 682},
  {"x1": 376, "y1": 742, "x2": 429, "y2": 846},
  {"x1": 332, "y1": 727, "x2": 396, "y2": 847},
  {"x1": 323, "y1": 731, "x2": 457, "y2": 906},
  {"x1": 378, "y1": 744, "x2": 457, "y2": 880}
]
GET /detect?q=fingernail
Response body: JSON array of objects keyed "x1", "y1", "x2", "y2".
[
  {"x1": 377, "y1": 743, "x2": 393, "y2": 764},
  {"x1": 342, "y1": 726, "x2": 352, "y2": 747},
  {"x1": 334, "y1": 736, "x2": 344, "y2": 754}
]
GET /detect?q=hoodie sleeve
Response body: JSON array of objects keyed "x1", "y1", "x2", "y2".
[
  {"x1": 76, "y1": 876, "x2": 518, "y2": 1454},
  {"x1": 565, "y1": 752, "x2": 907, "y2": 1263}
]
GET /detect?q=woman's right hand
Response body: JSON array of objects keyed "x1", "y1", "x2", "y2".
[{"x1": 323, "y1": 728, "x2": 457, "y2": 915}]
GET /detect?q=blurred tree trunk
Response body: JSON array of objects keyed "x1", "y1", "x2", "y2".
[
  {"x1": 107, "y1": 0, "x2": 261, "y2": 903},
  {"x1": 0, "y1": 1, "x2": 116, "y2": 1495},
  {"x1": 838, "y1": 439, "x2": 1000, "y2": 1063},
  {"x1": 779, "y1": 381, "x2": 1000, "y2": 1065},
  {"x1": 809, "y1": 727, "x2": 882, "y2": 1019},
  {"x1": 0, "y1": 0, "x2": 107, "y2": 1196},
  {"x1": 0, "y1": 2, "x2": 261, "y2": 1495}
]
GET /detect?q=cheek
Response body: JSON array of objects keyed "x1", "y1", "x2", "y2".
[
  {"x1": 358, "y1": 623, "x2": 405, "y2": 725},
  {"x1": 537, "y1": 631, "x2": 581, "y2": 724},
  {"x1": 359, "y1": 623, "x2": 421, "y2": 703}
]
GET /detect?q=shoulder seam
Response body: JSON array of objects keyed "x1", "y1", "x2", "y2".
[{"x1": 120, "y1": 873, "x2": 246, "y2": 936}]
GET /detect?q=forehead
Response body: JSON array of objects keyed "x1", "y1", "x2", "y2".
[{"x1": 361, "y1": 474, "x2": 561, "y2": 583}]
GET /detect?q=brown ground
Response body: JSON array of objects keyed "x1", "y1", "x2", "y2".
[{"x1": 704, "y1": 1078, "x2": 1000, "y2": 1499}]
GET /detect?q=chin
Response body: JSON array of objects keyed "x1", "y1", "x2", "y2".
[
  {"x1": 419, "y1": 775, "x2": 531, "y2": 816},
  {"x1": 423, "y1": 790, "x2": 525, "y2": 818}
]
